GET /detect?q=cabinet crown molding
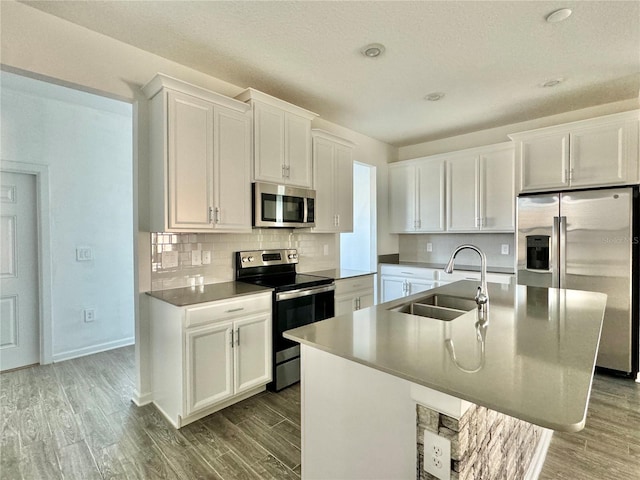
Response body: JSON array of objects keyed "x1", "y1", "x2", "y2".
[
  {"x1": 508, "y1": 109, "x2": 640, "y2": 140},
  {"x1": 142, "y1": 73, "x2": 250, "y2": 112},
  {"x1": 235, "y1": 88, "x2": 318, "y2": 120},
  {"x1": 311, "y1": 129, "x2": 356, "y2": 147}
]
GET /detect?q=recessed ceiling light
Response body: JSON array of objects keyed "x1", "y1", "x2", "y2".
[
  {"x1": 424, "y1": 92, "x2": 445, "y2": 101},
  {"x1": 361, "y1": 43, "x2": 385, "y2": 58},
  {"x1": 541, "y1": 78, "x2": 564, "y2": 88},
  {"x1": 546, "y1": 8, "x2": 572, "y2": 23}
]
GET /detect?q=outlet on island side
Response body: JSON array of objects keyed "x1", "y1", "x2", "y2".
[
  {"x1": 84, "y1": 308, "x2": 96, "y2": 323},
  {"x1": 427, "y1": 242, "x2": 433, "y2": 252},
  {"x1": 501, "y1": 244, "x2": 509, "y2": 255},
  {"x1": 423, "y1": 429, "x2": 451, "y2": 480}
]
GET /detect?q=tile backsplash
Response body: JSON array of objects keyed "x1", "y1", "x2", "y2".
[
  {"x1": 150, "y1": 230, "x2": 338, "y2": 290},
  {"x1": 399, "y1": 233, "x2": 515, "y2": 269}
]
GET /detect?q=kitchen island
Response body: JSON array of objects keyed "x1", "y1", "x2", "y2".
[{"x1": 284, "y1": 280, "x2": 606, "y2": 480}]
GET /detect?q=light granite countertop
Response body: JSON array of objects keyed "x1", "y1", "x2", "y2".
[
  {"x1": 284, "y1": 280, "x2": 606, "y2": 432},
  {"x1": 305, "y1": 268, "x2": 376, "y2": 280},
  {"x1": 146, "y1": 281, "x2": 272, "y2": 307}
]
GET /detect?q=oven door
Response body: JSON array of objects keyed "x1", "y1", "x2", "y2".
[
  {"x1": 253, "y1": 182, "x2": 315, "y2": 228},
  {"x1": 274, "y1": 284, "x2": 335, "y2": 363}
]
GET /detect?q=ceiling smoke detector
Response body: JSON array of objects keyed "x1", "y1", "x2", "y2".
[
  {"x1": 541, "y1": 78, "x2": 564, "y2": 88},
  {"x1": 425, "y1": 92, "x2": 445, "y2": 102},
  {"x1": 361, "y1": 43, "x2": 385, "y2": 58},
  {"x1": 546, "y1": 8, "x2": 572, "y2": 23}
]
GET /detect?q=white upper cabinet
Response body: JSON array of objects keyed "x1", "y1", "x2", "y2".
[
  {"x1": 236, "y1": 88, "x2": 317, "y2": 188},
  {"x1": 389, "y1": 158, "x2": 445, "y2": 233},
  {"x1": 511, "y1": 110, "x2": 639, "y2": 193},
  {"x1": 143, "y1": 74, "x2": 252, "y2": 233},
  {"x1": 446, "y1": 143, "x2": 515, "y2": 232},
  {"x1": 312, "y1": 130, "x2": 354, "y2": 232}
]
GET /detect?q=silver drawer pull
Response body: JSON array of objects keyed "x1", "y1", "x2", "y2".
[
  {"x1": 400, "y1": 272, "x2": 414, "y2": 275},
  {"x1": 226, "y1": 307, "x2": 244, "y2": 313}
]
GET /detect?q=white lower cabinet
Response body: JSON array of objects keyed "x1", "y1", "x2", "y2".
[
  {"x1": 335, "y1": 275, "x2": 375, "y2": 316},
  {"x1": 380, "y1": 265, "x2": 438, "y2": 303},
  {"x1": 150, "y1": 291, "x2": 272, "y2": 428}
]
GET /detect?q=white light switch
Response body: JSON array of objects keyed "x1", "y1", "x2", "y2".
[
  {"x1": 76, "y1": 247, "x2": 93, "y2": 261},
  {"x1": 202, "y1": 251, "x2": 211, "y2": 264},
  {"x1": 191, "y1": 250, "x2": 202, "y2": 266}
]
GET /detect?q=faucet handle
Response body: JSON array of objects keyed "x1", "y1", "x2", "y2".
[{"x1": 475, "y1": 286, "x2": 488, "y2": 305}]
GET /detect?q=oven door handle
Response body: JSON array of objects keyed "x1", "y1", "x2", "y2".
[{"x1": 276, "y1": 283, "x2": 335, "y2": 302}]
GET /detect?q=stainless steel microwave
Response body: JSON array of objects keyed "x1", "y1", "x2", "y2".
[{"x1": 253, "y1": 182, "x2": 315, "y2": 228}]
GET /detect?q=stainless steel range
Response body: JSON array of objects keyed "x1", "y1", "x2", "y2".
[{"x1": 235, "y1": 249, "x2": 335, "y2": 391}]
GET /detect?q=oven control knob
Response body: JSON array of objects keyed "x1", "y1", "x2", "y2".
[
  {"x1": 248, "y1": 256, "x2": 254, "y2": 262},
  {"x1": 288, "y1": 253, "x2": 297, "y2": 259},
  {"x1": 241, "y1": 256, "x2": 248, "y2": 263}
]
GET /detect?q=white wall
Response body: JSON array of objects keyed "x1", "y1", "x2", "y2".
[
  {"x1": 397, "y1": 98, "x2": 639, "y2": 161},
  {"x1": 1, "y1": 71, "x2": 134, "y2": 360}
]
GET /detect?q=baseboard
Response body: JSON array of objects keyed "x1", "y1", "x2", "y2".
[
  {"x1": 132, "y1": 389, "x2": 153, "y2": 406},
  {"x1": 525, "y1": 428, "x2": 554, "y2": 480},
  {"x1": 52, "y1": 337, "x2": 135, "y2": 362}
]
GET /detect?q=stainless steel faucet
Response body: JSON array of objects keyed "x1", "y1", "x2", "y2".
[{"x1": 444, "y1": 244, "x2": 489, "y2": 310}]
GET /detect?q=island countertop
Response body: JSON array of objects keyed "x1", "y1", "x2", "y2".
[{"x1": 284, "y1": 280, "x2": 606, "y2": 432}]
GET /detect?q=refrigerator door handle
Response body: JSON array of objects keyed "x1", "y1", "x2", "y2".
[
  {"x1": 559, "y1": 216, "x2": 567, "y2": 288},
  {"x1": 552, "y1": 216, "x2": 560, "y2": 288}
]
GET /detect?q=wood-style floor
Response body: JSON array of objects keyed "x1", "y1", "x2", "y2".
[{"x1": 1, "y1": 346, "x2": 639, "y2": 479}]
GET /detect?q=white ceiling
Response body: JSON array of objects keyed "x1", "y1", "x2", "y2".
[{"x1": 21, "y1": 1, "x2": 640, "y2": 147}]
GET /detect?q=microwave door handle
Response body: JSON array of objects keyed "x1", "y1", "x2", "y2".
[{"x1": 303, "y1": 197, "x2": 309, "y2": 223}]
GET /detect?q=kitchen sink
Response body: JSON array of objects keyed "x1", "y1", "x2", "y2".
[
  {"x1": 418, "y1": 294, "x2": 478, "y2": 311},
  {"x1": 388, "y1": 294, "x2": 477, "y2": 321}
]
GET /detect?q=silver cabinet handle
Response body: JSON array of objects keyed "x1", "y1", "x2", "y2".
[
  {"x1": 230, "y1": 329, "x2": 234, "y2": 347},
  {"x1": 215, "y1": 207, "x2": 221, "y2": 224},
  {"x1": 226, "y1": 307, "x2": 244, "y2": 313},
  {"x1": 569, "y1": 168, "x2": 574, "y2": 181},
  {"x1": 209, "y1": 207, "x2": 214, "y2": 224},
  {"x1": 235, "y1": 328, "x2": 240, "y2": 346},
  {"x1": 336, "y1": 214, "x2": 340, "y2": 226}
]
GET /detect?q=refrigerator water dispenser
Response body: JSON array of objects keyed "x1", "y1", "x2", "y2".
[{"x1": 526, "y1": 235, "x2": 550, "y2": 270}]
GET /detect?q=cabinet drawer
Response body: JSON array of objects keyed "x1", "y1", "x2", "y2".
[
  {"x1": 380, "y1": 264, "x2": 438, "y2": 279},
  {"x1": 335, "y1": 275, "x2": 374, "y2": 296},
  {"x1": 185, "y1": 292, "x2": 272, "y2": 328}
]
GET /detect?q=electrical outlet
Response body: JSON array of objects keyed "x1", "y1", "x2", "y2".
[
  {"x1": 501, "y1": 244, "x2": 509, "y2": 255},
  {"x1": 427, "y1": 242, "x2": 433, "y2": 252},
  {"x1": 323, "y1": 244, "x2": 329, "y2": 256},
  {"x1": 202, "y1": 251, "x2": 211, "y2": 264},
  {"x1": 84, "y1": 309, "x2": 96, "y2": 323},
  {"x1": 423, "y1": 430, "x2": 451, "y2": 480}
]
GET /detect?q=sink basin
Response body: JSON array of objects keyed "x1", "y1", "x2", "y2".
[
  {"x1": 419, "y1": 294, "x2": 478, "y2": 311},
  {"x1": 390, "y1": 303, "x2": 467, "y2": 321},
  {"x1": 388, "y1": 294, "x2": 477, "y2": 321}
]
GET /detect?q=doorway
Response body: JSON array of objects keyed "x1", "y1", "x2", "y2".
[{"x1": 340, "y1": 161, "x2": 377, "y2": 274}]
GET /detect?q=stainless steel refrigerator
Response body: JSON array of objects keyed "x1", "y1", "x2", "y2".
[{"x1": 517, "y1": 187, "x2": 639, "y2": 374}]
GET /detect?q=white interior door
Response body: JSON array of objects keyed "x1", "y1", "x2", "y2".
[{"x1": 1, "y1": 171, "x2": 39, "y2": 371}]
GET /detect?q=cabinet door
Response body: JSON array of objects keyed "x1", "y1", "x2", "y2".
[
  {"x1": 389, "y1": 165, "x2": 416, "y2": 233},
  {"x1": 481, "y1": 147, "x2": 515, "y2": 231},
  {"x1": 285, "y1": 113, "x2": 313, "y2": 187},
  {"x1": 185, "y1": 322, "x2": 233, "y2": 415},
  {"x1": 233, "y1": 313, "x2": 272, "y2": 394},
  {"x1": 381, "y1": 276, "x2": 406, "y2": 302},
  {"x1": 407, "y1": 279, "x2": 435, "y2": 296},
  {"x1": 312, "y1": 136, "x2": 336, "y2": 232},
  {"x1": 214, "y1": 106, "x2": 252, "y2": 231},
  {"x1": 167, "y1": 91, "x2": 214, "y2": 230},
  {"x1": 446, "y1": 155, "x2": 479, "y2": 231},
  {"x1": 335, "y1": 295, "x2": 356, "y2": 316},
  {"x1": 519, "y1": 132, "x2": 569, "y2": 192},
  {"x1": 417, "y1": 160, "x2": 445, "y2": 232},
  {"x1": 357, "y1": 292, "x2": 375, "y2": 310},
  {"x1": 254, "y1": 102, "x2": 285, "y2": 184},
  {"x1": 570, "y1": 121, "x2": 638, "y2": 187},
  {"x1": 335, "y1": 144, "x2": 354, "y2": 232}
]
